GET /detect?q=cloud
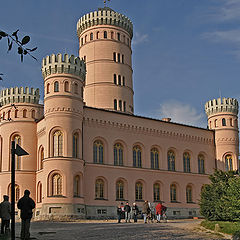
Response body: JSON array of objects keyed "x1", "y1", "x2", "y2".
[
  {"x1": 132, "y1": 32, "x2": 148, "y2": 45},
  {"x1": 157, "y1": 100, "x2": 206, "y2": 128}
]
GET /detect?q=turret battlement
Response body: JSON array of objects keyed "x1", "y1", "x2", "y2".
[
  {"x1": 77, "y1": 7, "x2": 133, "y2": 38},
  {"x1": 0, "y1": 87, "x2": 40, "y2": 107},
  {"x1": 205, "y1": 98, "x2": 239, "y2": 116},
  {"x1": 41, "y1": 53, "x2": 86, "y2": 80}
]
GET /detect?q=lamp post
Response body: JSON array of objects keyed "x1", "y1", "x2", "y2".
[{"x1": 11, "y1": 141, "x2": 29, "y2": 240}]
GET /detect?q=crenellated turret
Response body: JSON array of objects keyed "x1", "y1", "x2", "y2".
[{"x1": 205, "y1": 97, "x2": 239, "y2": 171}]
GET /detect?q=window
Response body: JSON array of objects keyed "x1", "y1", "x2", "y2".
[
  {"x1": 170, "y1": 184, "x2": 177, "y2": 202},
  {"x1": 230, "y1": 118, "x2": 233, "y2": 127},
  {"x1": 135, "y1": 182, "x2": 143, "y2": 200},
  {"x1": 74, "y1": 83, "x2": 78, "y2": 94},
  {"x1": 225, "y1": 154, "x2": 233, "y2": 171},
  {"x1": 122, "y1": 54, "x2": 124, "y2": 63},
  {"x1": 114, "y1": 99, "x2": 117, "y2": 110},
  {"x1": 118, "y1": 75, "x2": 121, "y2": 85},
  {"x1": 114, "y1": 143, "x2": 123, "y2": 166},
  {"x1": 81, "y1": 38, "x2": 83, "y2": 45},
  {"x1": 74, "y1": 175, "x2": 80, "y2": 197},
  {"x1": 153, "y1": 183, "x2": 160, "y2": 201},
  {"x1": 64, "y1": 81, "x2": 69, "y2": 92},
  {"x1": 13, "y1": 135, "x2": 21, "y2": 170},
  {"x1": 198, "y1": 154, "x2": 205, "y2": 174},
  {"x1": 90, "y1": 32, "x2": 93, "y2": 40},
  {"x1": 23, "y1": 109, "x2": 27, "y2": 118},
  {"x1": 85, "y1": 35, "x2": 87, "y2": 43},
  {"x1": 116, "y1": 180, "x2": 124, "y2": 200},
  {"x1": 168, "y1": 150, "x2": 175, "y2": 171},
  {"x1": 214, "y1": 119, "x2": 217, "y2": 127},
  {"x1": 93, "y1": 140, "x2": 104, "y2": 164},
  {"x1": 104, "y1": 31, "x2": 107, "y2": 38},
  {"x1": 117, "y1": 53, "x2": 120, "y2": 63},
  {"x1": 117, "y1": 33, "x2": 120, "y2": 41},
  {"x1": 96, "y1": 31, "x2": 99, "y2": 39},
  {"x1": 31, "y1": 110, "x2": 35, "y2": 119},
  {"x1": 52, "y1": 173, "x2": 62, "y2": 196},
  {"x1": 15, "y1": 109, "x2": 18, "y2": 118},
  {"x1": 222, "y1": 118, "x2": 226, "y2": 126},
  {"x1": 95, "y1": 179, "x2": 104, "y2": 199},
  {"x1": 123, "y1": 101, "x2": 126, "y2": 112},
  {"x1": 37, "y1": 182, "x2": 42, "y2": 203},
  {"x1": 113, "y1": 74, "x2": 117, "y2": 84},
  {"x1": 133, "y1": 146, "x2": 142, "y2": 168},
  {"x1": 46, "y1": 83, "x2": 50, "y2": 94},
  {"x1": 53, "y1": 131, "x2": 63, "y2": 157},
  {"x1": 151, "y1": 148, "x2": 159, "y2": 169},
  {"x1": 123, "y1": 76, "x2": 125, "y2": 86},
  {"x1": 113, "y1": 52, "x2": 116, "y2": 62},
  {"x1": 111, "y1": 31, "x2": 114, "y2": 39},
  {"x1": 119, "y1": 100, "x2": 122, "y2": 111},
  {"x1": 40, "y1": 147, "x2": 44, "y2": 170},
  {"x1": 73, "y1": 133, "x2": 79, "y2": 158},
  {"x1": 183, "y1": 152, "x2": 191, "y2": 173},
  {"x1": 186, "y1": 185, "x2": 192, "y2": 203},
  {"x1": 54, "y1": 81, "x2": 59, "y2": 92}
]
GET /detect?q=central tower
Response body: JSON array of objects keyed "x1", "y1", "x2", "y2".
[{"x1": 77, "y1": 7, "x2": 134, "y2": 114}]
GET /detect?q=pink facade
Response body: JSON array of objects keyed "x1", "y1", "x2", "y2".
[{"x1": 0, "y1": 7, "x2": 239, "y2": 219}]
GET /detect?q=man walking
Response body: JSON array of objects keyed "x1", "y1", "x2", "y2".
[
  {"x1": 17, "y1": 190, "x2": 35, "y2": 240},
  {"x1": 124, "y1": 202, "x2": 131, "y2": 223},
  {"x1": 0, "y1": 195, "x2": 11, "y2": 234}
]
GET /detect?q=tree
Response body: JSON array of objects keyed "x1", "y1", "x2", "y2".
[{"x1": 199, "y1": 169, "x2": 240, "y2": 221}]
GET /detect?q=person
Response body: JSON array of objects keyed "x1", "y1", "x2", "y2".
[
  {"x1": 132, "y1": 202, "x2": 139, "y2": 223},
  {"x1": 17, "y1": 190, "x2": 35, "y2": 240},
  {"x1": 117, "y1": 205, "x2": 122, "y2": 223},
  {"x1": 148, "y1": 201, "x2": 155, "y2": 223},
  {"x1": 155, "y1": 202, "x2": 163, "y2": 223},
  {"x1": 142, "y1": 200, "x2": 150, "y2": 223},
  {"x1": 124, "y1": 202, "x2": 131, "y2": 223},
  {"x1": 120, "y1": 202, "x2": 125, "y2": 220},
  {"x1": 0, "y1": 195, "x2": 11, "y2": 234}
]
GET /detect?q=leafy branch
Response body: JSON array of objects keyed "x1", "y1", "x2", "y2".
[{"x1": 0, "y1": 29, "x2": 37, "y2": 62}]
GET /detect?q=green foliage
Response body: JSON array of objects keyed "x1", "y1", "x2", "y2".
[{"x1": 200, "y1": 169, "x2": 240, "y2": 221}]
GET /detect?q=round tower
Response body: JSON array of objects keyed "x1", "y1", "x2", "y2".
[
  {"x1": 205, "y1": 97, "x2": 239, "y2": 171},
  {"x1": 77, "y1": 7, "x2": 134, "y2": 114},
  {"x1": 0, "y1": 87, "x2": 43, "y2": 201},
  {"x1": 39, "y1": 53, "x2": 86, "y2": 218}
]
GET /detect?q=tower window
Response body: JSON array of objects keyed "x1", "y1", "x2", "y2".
[
  {"x1": 117, "y1": 53, "x2": 120, "y2": 63},
  {"x1": 123, "y1": 76, "x2": 125, "y2": 86},
  {"x1": 119, "y1": 100, "x2": 122, "y2": 111},
  {"x1": 111, "y1": 31, "x2": 114, "y2": 39},
  {"x1": 54, "y1": 81, "x2": 59, "y2": 92},
  {"x1": 222, "y1": 118, "x2": 226, "y2": 126},
  {"x1": 85, "y1": 35, "x2": 87, "y2": 43},
  {"x1": 113, "y1": 74, "x2": 117, "y2": 84},
  {"x1": 114, "y1": 99, "x2": 117, "y2": 110},
  {"x1": 96, "y1": 31, "x2": 99, "y2": 39},
  {"x1": 122, "y1": 54, "x2": 124, "y2": 64},
  {"x1": 123, "y1": 101, "x2": 126, "y2": 112},
  {"x1": 90, "y1": 33, "x2": 93, "y2": 40},
  {"x1": 104, "y1": 31, "x2": 107, "y2": 39},
  {"x1": 113, "y1": 52, "x2": 116, "y2": 62},
  {"x1": 81, "y1": 38, "x2": 83, "y2": 46},
  {"x1": 118, "y1": 75, "x2": 121, "y2": 85},
  {"x1": 117, "y1": 33, "x2": 120, "y2": 41}
]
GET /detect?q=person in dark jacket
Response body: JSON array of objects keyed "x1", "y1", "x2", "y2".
[
  {"x1": 142, "y1": 200, "x2": 150, "y2": 223},
  {"x1": 117, "y1": 205, "x2": 122, "y2": 223},
  {"x1": 124, "y1": 202, "x2": 131, "y2": 223},
  {"x1": 0, "y1": 195, "x2": 11, "y2": 234},
  {"x1": 17, "y1": 190, "x2": 35, "y2": 240},
  {"x1": 131, "y1": 202, "x2": 139, "y2": 223}
]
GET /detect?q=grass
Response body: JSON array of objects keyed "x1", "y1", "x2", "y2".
[{"x1": 201, "y1": 220, "x2": 240, "y2": 235}]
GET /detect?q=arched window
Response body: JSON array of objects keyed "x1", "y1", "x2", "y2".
[
  {"x1": 31, "y1": 110, "x2": 35, "y2": 119},
  {"x1": 23, "y1": 109, "x2": 27, "y2": 118},
  {"x1": 167, "y1": 150, "x2": 175, "y2": 171},
  {"x1": 183, "y1": 152, "x2": 191, "y2": 173},
  {"x1": 85, "y1": 35, "x2": 87, "y2": 43},
  {"x1": 13, "y1": 135, "x2": 21, "y2": 170},
  {"x1": 123, "y1": 101, "x2": 126, "y2": 112},
  {"x1": 116, "y1": 180, "x2": 124, "y2": 200},
  {"x1": 15, "y1": 109, "x2": 18, "y2": 118},
  {"x1": 113, "y1": 74, "x2": 117, "y2": 84},
  {"x1": 40, "y1": 147, "x2": 44, "y2": 170},
  {"x1": 96, "y1": 31, "x2": 99, "y2": 39},
  {"x1": 153, "y1": 183, "x2": 160, "y2": 201},
  {"x1": 93, "y1": 140, "x2": 104, "y2": 164},
  {"x1": 133, "y1": 146, "x2": 142, "y2": 168},
  {"x1": 123, "y1": 76, "x2": 125, "y2": 86},
  {"x1": 114, "y1": 143, "x2": 123, "y2": 166},
  {"x1": 73, "y1": 133, "x2": 79, "y2": 158},
  {"x1": 186, "y1": 185, "x2": 192, "y2": 203},
  {"x1": 74, "y1": 83, "x2": 78, "y2": 94},
  {"x1": 52, "y1": 173, "x2": 62, "y2": 196},
  {"x1": 198, "y1": 154, "x2": 205, "y2": 174},
  {"x1": 95, "y1": 179, "x2": 104, "y2": 199},
  {"x1": 230, "y1": 118, "x2": 233, "y2": 127},
  {"x1": 104, "y1": 31, "x2": 107, "y2": 38},
  {"x1": 122, "y1": 54, "x2": 124, "y2": 63},
  {"x1": 37, "y1": 182, "x2": 42, "y2": 203},
  {"x1": 118, "y1": 75, "x2": 121, "y2": 85},
  {"x1": 225, "y1": 154, "x2": 233, "y2": 171},
  {"x1": 90, "y1": 32, "x2": 93, "y2": 40},
  {"x1": 151, "y1": 148, "x2": 159, "y2": 169},
  {"x1": 114, "y1": 99, "x2": 117, "y2": 110},
  {"x1": 222, "y1": 118, "x2": 226, "y2": 126},
  {"x1": 64, "y1": 81, "x2": 69, "y2": 92},
  {"x1": 135, "y1": 182, "x2": 143, "y2": 200},
  {"x1": 119, "y1": 100, "x2": 122, "y2": 111},
  {"x1": 74, "y1": 175, "x2": 80, "y2": 197},
  {"x1": 170, "y1": 184, "x2": 177, "y2": 202},
  {"x1": 53, "y1": 131, "x2": 63, "y2": 157},
  {"x1": 117, "y1": 32, "x2": 120, "y2": 41},
  {"x1": 214, "y1": 119, "x2": 217, "y2": 127},
  {"x1": 54, "y1": 81, "x2": 59, "y2": 92},
  {"x1": 113, "y1": 52, "x2": 116, "y2": 62},
  {"x1": 46, "y1": 83, "x2": 50, "y2": 94}
]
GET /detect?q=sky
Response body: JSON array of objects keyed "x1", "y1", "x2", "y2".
[{"x1": 1, "y1": 0, "x2": 240, "y2": 128}]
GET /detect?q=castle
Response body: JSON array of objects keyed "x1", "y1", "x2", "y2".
[{"x1": 0, "y1": 7, "x2": 239, "y2": 219}]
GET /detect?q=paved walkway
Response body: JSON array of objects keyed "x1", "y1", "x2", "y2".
[{"x1": 0, "y1": 219, "x2": 231, "y2": 240}]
